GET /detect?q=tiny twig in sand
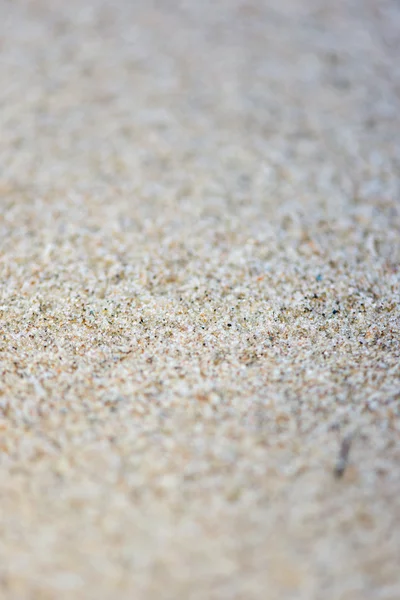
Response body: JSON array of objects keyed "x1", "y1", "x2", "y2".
[{"x1": 334, "y1": 433, "x2": 354, "y2": 478}]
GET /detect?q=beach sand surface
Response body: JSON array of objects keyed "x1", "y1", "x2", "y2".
[{"x1": 0, "y1": 1, "x2": 399, "y2": 598}]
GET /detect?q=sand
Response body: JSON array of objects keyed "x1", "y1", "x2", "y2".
[{"x1": 0, "y1": 1, "x2": 399, "y2": 598}]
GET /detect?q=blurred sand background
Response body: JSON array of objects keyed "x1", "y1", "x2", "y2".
[{"x1": 0, "y1": 1, "x2": 399, "y2": 598}]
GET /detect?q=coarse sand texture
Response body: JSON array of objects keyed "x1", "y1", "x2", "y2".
[{"x1": 0, "y1": 1, "x2": 399, "y2": 599}]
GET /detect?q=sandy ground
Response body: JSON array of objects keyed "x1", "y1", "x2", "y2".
[{"x1": 0, "y1": 1, "x2": 399, "y2": 598}]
